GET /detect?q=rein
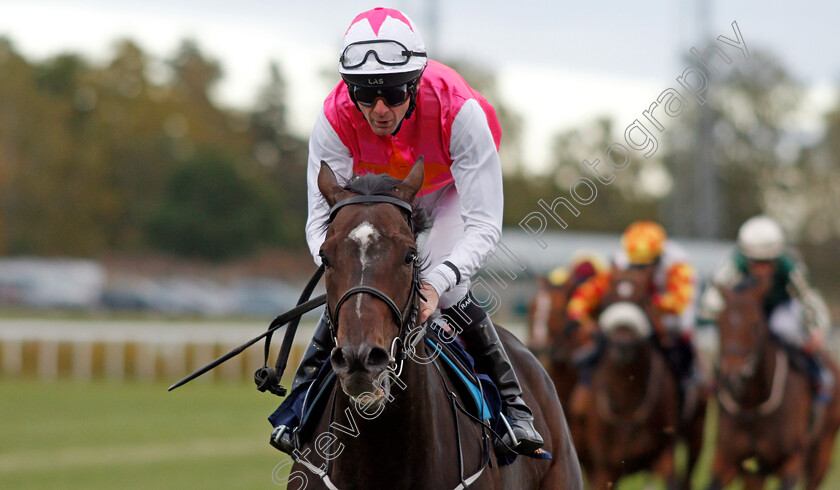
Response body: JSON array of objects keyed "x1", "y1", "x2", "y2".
[
  {"x1": 323, "y1": 194, "x2": 424, "y2": 374},
  {"x1": 716, "y1": 306, "x2": 789, "y2": 417},
  {"x1": 303, "y1": 193, "x2": 490, "y2": 489},
  {"x1": 167, "y1": 195, "x2": 416, "y2": 392},
  {"x1": 717, "y1": 349, "x2": 788, "y2": 417},
  {"x1": 325, "y1": 261, "x2": 423, "y2": 375},
  {"x1": 168, "y1": 290, "x2": 326, "y2": 392}
]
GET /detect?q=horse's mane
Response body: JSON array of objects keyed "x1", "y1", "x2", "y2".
[{"x1": 324, "y1": 173, "x2": 431, "y2": 236}]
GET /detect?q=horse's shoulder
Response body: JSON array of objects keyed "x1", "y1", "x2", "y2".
[
  {"x1": 495, "y1": 324, "x2": 555, "y2": 389},
  {"x1": 495, "y1": 324, "x2": 533, "y2": 361}
]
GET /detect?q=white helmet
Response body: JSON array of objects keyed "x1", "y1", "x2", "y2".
[
  {"x1": 339, "y1": 8, "x2": 427, "y2": 88},
  {"x1": 737, "y1": 215, "x2": 785, "y2": 260}
]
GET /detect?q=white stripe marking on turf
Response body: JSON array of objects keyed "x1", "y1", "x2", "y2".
[{"x1": 0, "y1": 437, "x2": 264, "y2": 473}]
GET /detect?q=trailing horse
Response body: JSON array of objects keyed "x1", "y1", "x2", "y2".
[
  {"x1": 527, "y1": 277, "x2": 586, "y2": 412},
  {"x1": 287, "y1": 160, "x2": 582, "y2": 489},
  {"x1": 709, "y1": 279, "x2": 840, "y2": 490},
  {"x1": 574, "y1": 266, "x2": 705, "y2": 489}
]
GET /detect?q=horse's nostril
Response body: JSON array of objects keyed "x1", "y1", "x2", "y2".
[
  {"x1": 331, "y1": 347, "x2": 349, "y2": 374},
  {"x1": 365, "y1": 346, "x2": 390, "y2": 371}
]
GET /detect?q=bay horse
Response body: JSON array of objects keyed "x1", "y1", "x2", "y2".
[
  {"x1": 527, "y1": 276, "x2": 586, "y2": 411},
  {"x1": 288, "y1": 160, "x2": 582, "y2": 489},
  {"x1": 709, "y1": 279, "x2": 840, "y2": 490},
  {"x1": 575, "y1": 266, "x2": 705, "y2": 489}
]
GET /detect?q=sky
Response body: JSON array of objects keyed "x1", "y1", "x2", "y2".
[{"x1": 2, "y1": 0, "x2": 839, "y2": 172}]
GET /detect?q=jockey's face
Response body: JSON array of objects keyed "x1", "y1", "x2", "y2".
[
  {"x1": 359, "y1": 97, "x2": 410, "y2": 136},
  {"x1": 747, "y1": 259, "x2": 776, "y2": 281}
]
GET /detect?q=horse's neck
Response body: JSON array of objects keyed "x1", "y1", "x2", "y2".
[
  {"x1": 601, "y1": 347, "x2": 653, "y2": 410},
  {"x1": 741, "y1": 339, "x2": 778, "y2": 407},
  {"x1": 330, "y1": 357, "x2": 447, "y2": 480}
]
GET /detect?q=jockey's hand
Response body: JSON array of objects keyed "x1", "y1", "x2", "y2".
[
  {"x1": 804, "y1": 329, "x2": 825, "y2": 354},
  {"x1": 419, "y1": 282, "x2": 440, "y2": 324}
]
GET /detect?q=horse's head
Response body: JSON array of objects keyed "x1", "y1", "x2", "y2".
[
  {"x1": 529, "y1": 278, "x2": 580, "y2": 361},
  {"x1": 317, "y1": 159, "x2": 425, "y2": 406},
  {"x1": 598, "y1": 301, "x2": 653, "y2": 365},
  {"x1": 716, "y1": 279, "x2": 769, "y2": 397},
  {"x1": 601, "y1": 265, "x2": 656, "y2": 308}
]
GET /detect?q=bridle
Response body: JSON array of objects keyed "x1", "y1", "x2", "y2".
[
  {"x1": 716, "y1": 304, "x2": 786, "y2": 415},
  {"x1": 302, "y1": 193, "x2": 495, "y2": 490},
  {"x1": 324, "y1": 194, "x2": 424, "y2": 376}
]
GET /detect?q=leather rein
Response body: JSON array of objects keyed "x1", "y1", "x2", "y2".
[{"x1": 305, "y1": 194, "x2": 490, "y2": 489}]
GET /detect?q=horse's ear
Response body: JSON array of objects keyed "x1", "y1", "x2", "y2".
[
  {"x1": 318, "y1": 161, "x2": 349, "y2": 207},
  {"x1": 395, "y1": 156, "x2": 425, "y2": 203}
]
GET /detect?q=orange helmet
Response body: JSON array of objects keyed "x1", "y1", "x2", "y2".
[{"x1": 621, "y1": 221, "x2": 666, "y2": 265}]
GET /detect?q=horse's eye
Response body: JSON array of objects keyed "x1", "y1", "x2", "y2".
[
  {"x1": 319, "y1": 251, "x2": 331, "y2": 268},
  {"x1": 404, "y1": 251, "x2": 417, "y2": 265}
]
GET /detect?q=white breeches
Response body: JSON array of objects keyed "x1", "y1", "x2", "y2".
[
  {"x1": 768, "y1": 299, "x2": 805, "y2": 346},
  {"x1": 662, "y1": 302, "x2": 696, "y2": 335}
]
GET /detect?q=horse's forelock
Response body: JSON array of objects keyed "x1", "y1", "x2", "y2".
[{"x1": 323, "y1": 173, "x2": 430, "y2": 235}]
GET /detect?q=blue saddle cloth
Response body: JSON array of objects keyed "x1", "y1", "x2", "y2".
[
  {"x1": 267, "y1": 325, "x2": 501, "y2": 429},
  {"x1": 268, "y1": 323, "x2": 549, "y2": 465}
]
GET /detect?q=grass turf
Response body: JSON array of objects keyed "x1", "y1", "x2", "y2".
[
  {"x1": 3, "y1": 379, "x2": 840, "y2": 489},
  {"x1": 0, "y1": 379, "x2": 290, "y2": 489}
]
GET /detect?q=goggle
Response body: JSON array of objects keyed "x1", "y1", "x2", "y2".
[
  {"x1": 352, "y1": 84, "x2": 410, "y2": 107},
  {"x1": 340, "y1": 40, "x2": 426, "y2": 70},
  {"x1": 747, "y1": 258, "x2": 775, "y2": 265}
]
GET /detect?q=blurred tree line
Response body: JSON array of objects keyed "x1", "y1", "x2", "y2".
[
  {"x1": 0, "y1": 37, "x2": 837, "y2": 284},
  {"x1": 513, "y1": 48, "x2": 840, "y2": 249},
  {"x1": 516, "y1": 47, "x2": 840, "y2": 296},
  {"x1": 0, "y1": 38, "x2": 307, "y2": 260}
]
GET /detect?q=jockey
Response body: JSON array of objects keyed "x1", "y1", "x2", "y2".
[
  {"x1": 530, "y1": 251, "x2": 607, "y2": 349},
  {"x1": 567, "y1": 250, "x2": 609, "y2": 287},
  {"x1": 547, "y1": 251, "x2": 607, "y2": 290},
  {"x1": 566, "y1": 222, "x2": 700, "y2": 410},
  {"x1": 271, "y1": 7, "x2": 543, "y2": 455},
  {"x1": 699, "y1": 215, "x2": 833, "y2": 402}
]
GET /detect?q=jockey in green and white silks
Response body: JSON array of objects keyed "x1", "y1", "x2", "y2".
[{"x1": 699, "y1": 215, "x2": 832, "y2": 401}]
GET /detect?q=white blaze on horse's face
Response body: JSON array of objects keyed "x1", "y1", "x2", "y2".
[
  {"x1": 349, "y1": 220, "x2": 381, "y2": 316},
  {"x1": 617, "y1": 281, "x2": 635, "y2": 299}
]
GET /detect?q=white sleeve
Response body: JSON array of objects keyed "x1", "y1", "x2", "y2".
[
  {"x1": 425, "y1": 99, "x2": 504, "y2": 295},
  {"x1": 305, "y1": 107, "x2": 353, "y2": 264}
]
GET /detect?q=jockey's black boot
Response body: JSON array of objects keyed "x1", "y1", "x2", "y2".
[
  {"x1": 807, "y1": 351, "x2": 834, "y2": 404},
  {"x1": 443, "y1": 293, "x2": 545, "y2": 455},
  {"x1": 661, "y1": 333, "x2": 698, "y2": 416},
  {"x1": 805, "y1": 351, "x2": 833, "y2": 434},
  {"x1": 270, "y1": 313, "x2": 333, "y2": 455}
]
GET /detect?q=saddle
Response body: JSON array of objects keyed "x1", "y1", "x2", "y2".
[{"x1": 267, "y1": 322, "x2": 551, "y2": 465}]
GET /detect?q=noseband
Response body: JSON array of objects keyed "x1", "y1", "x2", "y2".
[{"x1": 324, "y1": 194, "x2": 423, "y2": 374}]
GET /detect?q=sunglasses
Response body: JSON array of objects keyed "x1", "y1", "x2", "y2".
[
  {"x1": 747, "y1": 259, "x2": 775, "y2": 266},
  {"x1": 352, "y1": 84, "x2": 410, "y2": 107},
  {"x1": 340, "y1": 40, "x2": 426, "y2": 70}
]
